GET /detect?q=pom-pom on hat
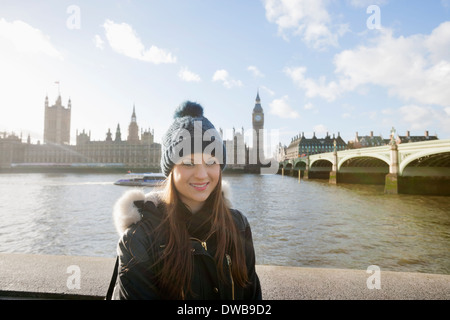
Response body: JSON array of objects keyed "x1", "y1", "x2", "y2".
[
  {"x1": 173, "y1": 101, "x2": 204, "y2": 118},
  {"x1": 160, "y1": 101, "x2": 226, "y2": 177}
]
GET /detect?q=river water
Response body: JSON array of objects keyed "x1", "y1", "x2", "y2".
[{"x1": 0, "y1": 173, "x2": 448, "y2": 275}]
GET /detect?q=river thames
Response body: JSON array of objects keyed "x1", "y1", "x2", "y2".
[{"x1": 0, "y1": 173, "x2": 448, "y2": 275}]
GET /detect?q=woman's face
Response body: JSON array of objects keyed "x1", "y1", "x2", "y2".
[{"x1": 172, "y1": 153, "x2": 220, "y2": 213}]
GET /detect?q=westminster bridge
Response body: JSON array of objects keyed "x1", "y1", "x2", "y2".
[{"x1": 278, "y1": 138, "x2": 450, "y2": 196}]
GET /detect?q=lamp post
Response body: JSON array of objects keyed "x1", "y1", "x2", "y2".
[{"x1": 385, "y1": 127, "x2": 399, "y2": 194}]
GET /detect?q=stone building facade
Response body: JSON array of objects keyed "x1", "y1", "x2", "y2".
[
  {"x1": 43, "y1": 95, "x2": 71, "y2": 145},
  {"x1": 0, "y1": 96, "x2": 161, "y2": 171},
  {"x1": 284, "y1": 132, "x2": 347, "y2": 160}
]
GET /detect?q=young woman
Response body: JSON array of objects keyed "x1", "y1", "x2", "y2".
[{"x1": 111, "y1": 101, "x2": 261, "y2": 300}]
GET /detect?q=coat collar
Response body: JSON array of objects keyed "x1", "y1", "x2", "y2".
[{"x1": 112, "y1": 181, "x2": 232, "y2": 235}]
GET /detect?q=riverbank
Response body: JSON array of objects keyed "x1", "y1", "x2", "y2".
[{"x1": 0, "y1": 253, "x2": 448, "y2": 300}]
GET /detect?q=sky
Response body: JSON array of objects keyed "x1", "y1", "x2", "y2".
[{"x1": 1, "y1": 0, "x2": 449, "y2": 153}]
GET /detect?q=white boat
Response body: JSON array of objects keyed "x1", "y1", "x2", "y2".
[{"x1": 114, "y1": 173, "x2": 166, "y2": 187}]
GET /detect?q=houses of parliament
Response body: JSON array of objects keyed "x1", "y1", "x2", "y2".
[
  {"x1": 0, "y1": 95, "x2": 162, "y2": 171},
  {"x1": 0, "y1": 92, "x2": 268, "y2": 172}
]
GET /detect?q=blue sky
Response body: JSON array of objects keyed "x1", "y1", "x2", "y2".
[{"x1": 1, "y1": 0, "x2": 449, "y2": 152}]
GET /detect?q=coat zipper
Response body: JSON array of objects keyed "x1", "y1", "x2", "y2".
[
  {"x1": 190, "y1": 237, "x2": 208, "y2": 251},
  {"x1": 190, "y1": 237, "x2": 234, "y2": 300},
  {"x1": 226, "y1": 254, "x2": 235, "y2": 300}
]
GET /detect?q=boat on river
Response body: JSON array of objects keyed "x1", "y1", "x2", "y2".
[{"x1": 114, "y1": 173, "x2": 166, "y2": 187}]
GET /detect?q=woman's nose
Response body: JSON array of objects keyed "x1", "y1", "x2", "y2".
[{"x1": 193, "y1": 163, "x2": 208, "y2": 179}]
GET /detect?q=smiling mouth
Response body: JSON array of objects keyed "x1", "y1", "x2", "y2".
[{"x1": 190, "y1": 182, "x2": 209, "y2": 191}]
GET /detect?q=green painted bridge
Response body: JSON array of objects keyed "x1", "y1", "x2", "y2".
[{"x1": 278, "y1": 138, "x2": 450, "y2": 195}]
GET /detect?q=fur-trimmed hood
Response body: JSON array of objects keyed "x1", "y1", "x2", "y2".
[{"x1": 112, "y1": 181, "x2": 232, "y2": 234}]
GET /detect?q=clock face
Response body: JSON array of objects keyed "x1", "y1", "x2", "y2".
[{"x1": 254, "y1": 114, "x2": 262, "y2": 122}]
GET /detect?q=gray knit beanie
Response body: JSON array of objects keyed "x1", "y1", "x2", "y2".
[{"x1": 160, "y1": 101, "x2": 226, "y2": 177}]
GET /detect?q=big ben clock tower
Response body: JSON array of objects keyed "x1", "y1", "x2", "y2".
[{"x1": 252, "y1": 91, "x2": 264, "y2": 165}]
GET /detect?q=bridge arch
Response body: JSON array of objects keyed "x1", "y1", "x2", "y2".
[
  {"x1": 338, "y1": 154, "x2": 390, "y2": 170},
  {"x1": 309, "y1": 158, "x2": 333, "y2": 168},
  {"x1": 400, "y1": 150, "x2": 450, "y2": 175},
  {"x1": 293, "y1": 158, "x2": 307, "y2": 168},
  {"x1": 294, "y1": 161, "x2": 306, "y2": 170}
]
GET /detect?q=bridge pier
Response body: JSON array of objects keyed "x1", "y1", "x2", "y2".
[
  {"x1": 329, "y1": 149, "x2": 338, "y2": 184},
  {"x1": 384, "y1": 173, "x2": 399, "y2": 194},
  {"x1": 302, "y1": 170, "x2": 309, "y2": 180},
  {"x1": 384, "y1": 142, "x2": 399, "y2": 194},
  {"x1": 329, "y1": 171, "x2": 338, "y2": 184}
]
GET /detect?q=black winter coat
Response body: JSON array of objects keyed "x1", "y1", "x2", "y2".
[{"x1": 111, "y1": 189, "x2": 262, "y2": 300}]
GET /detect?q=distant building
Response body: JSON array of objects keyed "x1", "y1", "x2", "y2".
[
  {"x1": 221, "y1": 92, "x2": 269, "y2": 171},
  {"x1": 127, "y1": 105, "x2": 139, "y2": 142},
  {"x1": 0, "y1": 132, "x2": 24, "y2": 168},
  {"x1": 347, "y1": 130, "x2": 438, "y2": 149},
  {"x1": 72, "y1": 107, "x2": 160, "y2": 168},
  {"x1": 284, "y1": 132, "x2": 347, "y2": 160},
  {"x1": 44, "y1": 95, "x2": 71, "y2": 145},
  {"x1": 348, "y1": 131, "x2": 385, "y2": 149},
  {"x1": 0, "y1": 96, "x2": 161, "y2": 171},
  {"x1": 397, "y1": 130, "x2": 438, "y2": 144},
  {"x1": 223, "y1": 127, "x2": 248, "y2": 170},
  {"x1": 252, "y1": 91, "x2": 265, "y2": 165},
  {"x1": 275, "y1": 142, "x2": 287, "y2": 163}
]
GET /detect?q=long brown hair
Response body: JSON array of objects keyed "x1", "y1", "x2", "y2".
[{"x1": 154, "y1": 171, "x2": 248, "y2": 299}]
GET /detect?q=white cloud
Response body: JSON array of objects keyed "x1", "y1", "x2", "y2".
[
  {"x1": 399, "y1": 105, "x2": 437, "y2": 130},
  {"x1": 247, "y1": 65, "x2": 265, "y2": 77},
  {"x1": 341, "y1": 112, "x2": 352, "y2": 119},
  {"x1": 313, "y1": 124, "x2": 328, "y2": 136},
  {"x1": 103, "y1": 19, "x2": 176, "y2": 64},
  {"x1": 260, "y1": 85, "x2": 275, "y2": 96},
  {"x1": 269, "y1": 95, "x2": 300, "y2": 119},
  {"x1": 335, "y1": 25, "x2": 450, "y2": 106},
  {"x1": 178, "y1": 67, "x2": 201, "y2": 82},
  {"x1": 284, "y1": 66, "x2": 342, "y2": 101},
  {"x1": 0, "y1": 18, "x2": 62, "y2": 59},
  {"x1": 93, "y1": 34, "x2": 104, "y2": 50},
  {"x1": 400, "y1": 105, "x2": 429, "y2": 127},
  {"x1": 304, "y1": 102, "x2": 314, "y2": 110},
  {"x1": 212, "y1": 69, "x2": 243, "y2": 88},
  {"x1": 285, "y1": 23, "x2": 450, "y2": 107},
  {"x1": 304, "y1": 102, "x2": 319, "y2": 114},
  {"x1": 445, "y1": 107, "x2": 450, "y2": 116},
  {"x1": 263, "y1": 0, "x2": 348, "y2": 49},
  {"x1": 383, "y1": 105, "x2": 450, "y2": 134},
  {"x1": 424, "y1": 21, "x2": 450, "y2": 64}
]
